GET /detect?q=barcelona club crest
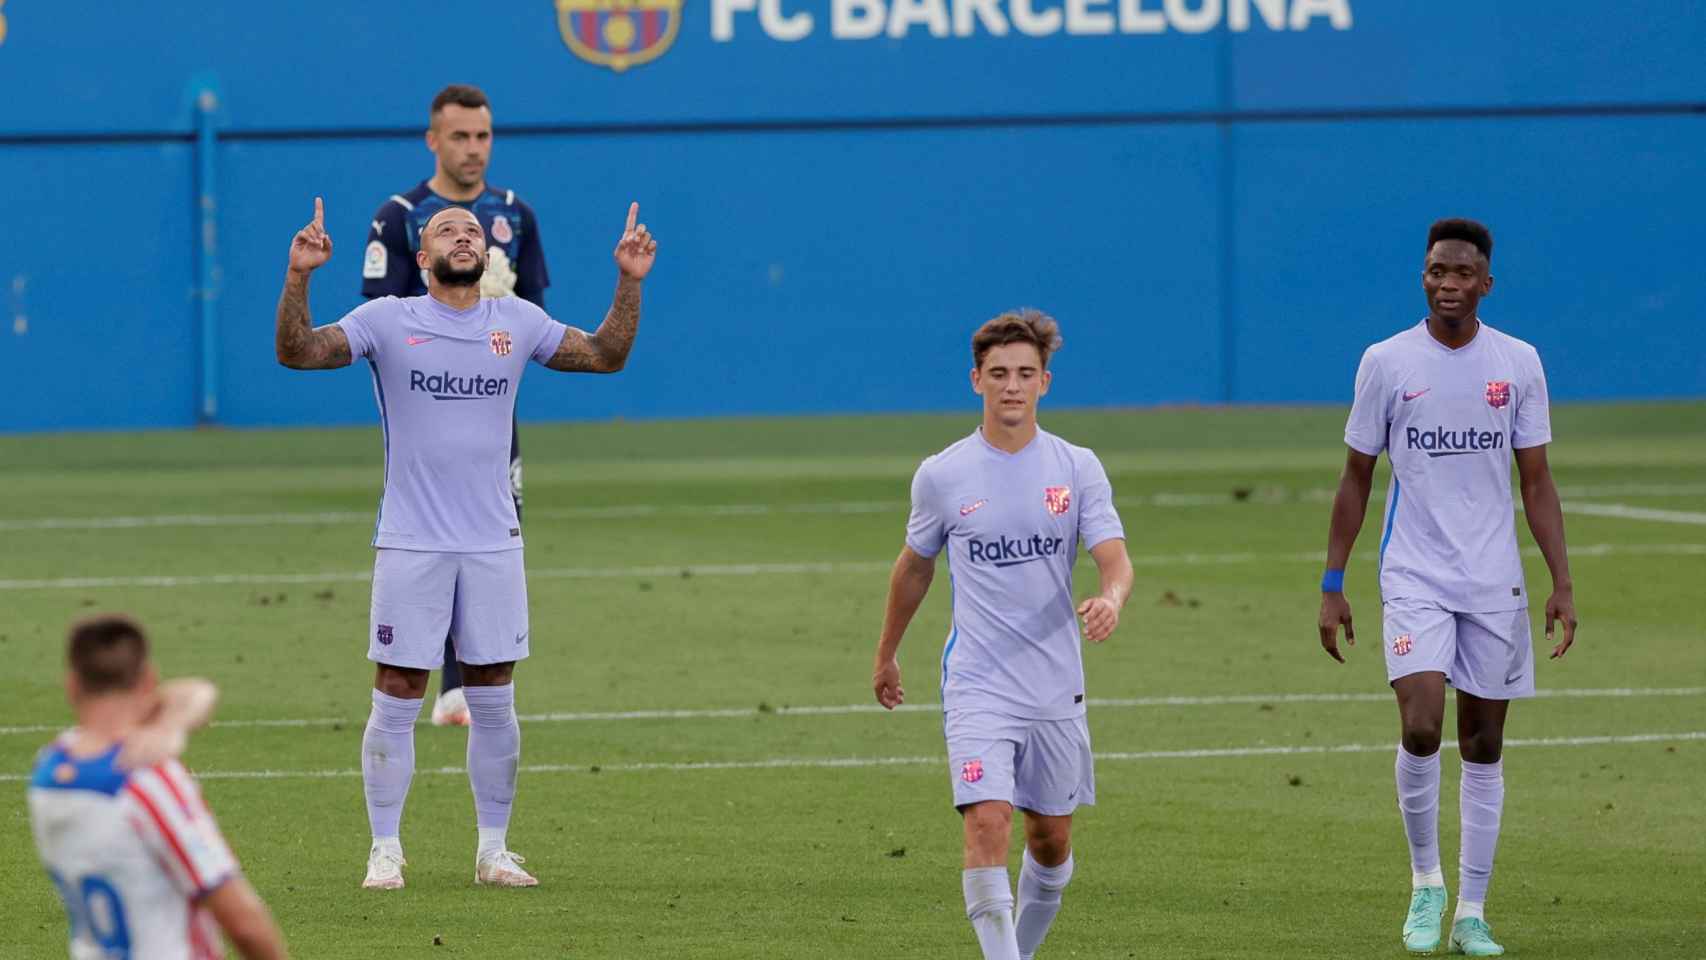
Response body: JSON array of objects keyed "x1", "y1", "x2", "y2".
[
  {"x1": 490, "y1": 330, "x2": 514, "y2": 357},
  {"x1": 557, "y1": 0, "x2": 683, "y2": 73},
  {"x1": 1044, "y1": 486, "x2": 1072, "y2": 516},
  {"x1": 1485, "y1": 380, "x2": 1511, "y2": 409}
]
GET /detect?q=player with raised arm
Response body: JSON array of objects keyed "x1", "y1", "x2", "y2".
[
  {"x1": 29, "y1": 614, "x2": 289, "y2": 959},
  {"x1": 361, "y1": 83, "x2": 554, "y2": 727},
  {"x1": 275, "y1": 196, "x2": 656, "y2": 889},
  {"x1": 872, "y1": 310, "x2": 1133, "y2": 960},
  {"x1": 1317, "y1": 219, "x2": 1577, "y2": 956}
]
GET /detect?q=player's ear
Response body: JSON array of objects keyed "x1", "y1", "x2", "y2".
[
  {"x1": 416, "y1": 248, "x2": 430, "y2": 270},
  {"x1": 1039, "y1": 369, "x2": 1052, "y2": 397},
  {"x1": 1482, "y1": 272, "x2": 1494, "y2": 295},
  {"x1": 139, "y1": 663, "x2": 159, "y2": 695},
  {"x1": 64, "y1": 671, "x2": 80, "y2": 706},
  {"x1": 970, "y1": 366, "x2": 984, "y2": 395}
]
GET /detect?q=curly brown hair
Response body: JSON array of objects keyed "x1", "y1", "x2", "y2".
[{"x1": 971, "y1": 308, "x2": 1063, "y2": 370}]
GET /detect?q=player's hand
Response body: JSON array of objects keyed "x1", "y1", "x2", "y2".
[
  {"x1": 116, "y1": 724, "x2": 188, "y2": 771},
  {"x1": 614, "y1": 202, "x2": 657, "y2": 280},
  {"x1": 1077, "y1": 596, "x2": 1119, "y2": 643},
  {"x1": 288, "y1": 197, "x2": 334, "y2": 275},
  {"x1": 1319, "y1": 592, "x2": 1355, "y2": 663},
  {"x1": 873, "y1": 658, "x2": 904, "y2": 710},
  {"x1": 1545, "y1": 587, "x2": 1578, "y2": 659}
]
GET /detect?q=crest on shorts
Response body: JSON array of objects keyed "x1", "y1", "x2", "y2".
[
  {"x1": 1044, "y1": 486, "x2": 1072, "y2": 516},
  {"x1": 376, "y1": 624, "x2": 395, "y2": 646},
  {"x1": 556, "y1": 0, "x2": 684, "y2": 73},
  {"x1": 490, "y1": 214, "x2": 514, "y2": 245},
  {"x1": 490, "y1": 330, "x2": 513, "y2": 357},
  {"x1": 960, "y1": 759, "x2": 984, "y2": 783},
  {"x1": 1485, "y1": 380, "x2": 1511, "y2": 408},
  {"x1": 1391, "y1": 633, "x2": 1413, "y2": 656}
]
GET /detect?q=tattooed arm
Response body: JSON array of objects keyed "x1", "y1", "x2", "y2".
[
  {"x1": 275, "y1": 270, "x2": 352, "y2": 370},
  {"x1": 276, "y1": 197, "x2": 353, "y2": 370},
  {"x1": 546, "y1": 275, "x2": 641, "y2": 373},
  {"x1": 548, "y1": 201, "x2": 657, "y2": 374}
]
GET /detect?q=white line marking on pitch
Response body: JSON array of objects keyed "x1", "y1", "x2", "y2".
[
  {"x1": 1564, "y1": 503, "x2": 1706, "y2": 526},
  {"x1": 2, "y1": 686, "x2": 1698, "y2": 737},
  {"x1": 1, "y1": 731, "x2": 1698, "y2": 783},
  {"x1": 3, "y1": 542, "x2": 1701, "y2": 592},
  {"x1": 6, "y1": 482, "x2": 1702, "y2": 532}
]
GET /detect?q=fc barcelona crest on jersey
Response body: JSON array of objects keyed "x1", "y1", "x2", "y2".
[
  {"x1": 490, "y1": 330, "x2": 514, "y2": 357},
  {"x1": 1044, "y1": 486, "x2": 1072, "y2": 516},
  {"x1": 557, "y1": 0, "x2": 683, "y2": 73},
  {"x1": 1485, "y1": 380, "x2": 1511, "y2": 409},
  {"x1": 1392, "y1": 633, "x2": 1413, "y2": 656}
]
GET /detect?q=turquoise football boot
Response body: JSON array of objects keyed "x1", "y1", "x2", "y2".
[
  {"x1": 1402, "y1": 886, "x2": 1448, "y2": 953},
  {"x1": 1448, "y1": 917, "x2": 1505, "y2": 956}
]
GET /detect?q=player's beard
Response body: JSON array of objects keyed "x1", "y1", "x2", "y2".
[{"x1": 431, "y1": 253, "x2": 486, "y2": 288}]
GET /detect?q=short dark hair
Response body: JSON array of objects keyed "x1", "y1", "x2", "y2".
[
  {"x1": 66, "y1": 614, "x2": 149, "y2": 696},
  {"x1": 972, "y1": 309, "x2": 1063, "y2": 369},
  {"x1": 430, "y1": 84, "x2": 490, "y2": 119},
  {"x1": 1427, "y1": 218, "x2": 1493, "y2": 262}
]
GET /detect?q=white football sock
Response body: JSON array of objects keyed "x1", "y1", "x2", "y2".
[
  {"x1": 362, "y1": 690, "x2": 424, "y2": 841},
  {"x1": 1395, "y1": 745, "x2": 1443, "y2": 882},
  {"x1": 963, "y1": 866, "x2": 1020, "y2": 960},
  {"x1": 1016, "y1": 849, "x2": 1074, "y2": 960}
]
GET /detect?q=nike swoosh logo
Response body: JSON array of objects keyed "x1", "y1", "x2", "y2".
[
  {"x1": 406, "y1": 336, "x2": 436, "y2": 346},
  {"x1": 1402, "y1": 389, "x2": 1430, "y2": 401},
  {"x1": 514, "y1": 632, "x2": 528, "y2": 645},
  {"x1": 1505, "y1": 671, "x2": 1524, "y2": 685},
  {"x1": 959, "y1": 500, "x2": 988, "y2": 517}
]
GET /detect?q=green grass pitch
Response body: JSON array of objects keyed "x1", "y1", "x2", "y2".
[{"x1": 1, "y1": 402, "x2": 1702, "y2": 958}]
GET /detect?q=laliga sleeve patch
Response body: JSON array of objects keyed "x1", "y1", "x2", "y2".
[{"x1": 363, "y1": 240, "x2": 388, "y2": 279}]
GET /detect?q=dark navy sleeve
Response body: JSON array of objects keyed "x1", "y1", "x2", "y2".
[
  {"x1": 361, "y1": 200, "x2": 415, "y2": 300},
  {"x1": 513, "y1": 199, "x2": 551, "y2": 310}
]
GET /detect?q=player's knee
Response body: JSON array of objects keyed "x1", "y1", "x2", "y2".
[
  {"x1": 1400, "y1": 721, "x2": 1443, "y2": 757},
  {"x1": 1028, "y1": 835, "x2": 1071, "y2": 867},
  {"x1": 961, "y1": 801, "x2": 1012, "y2": 853},
  {"x1": 462, "y1": 661, "x2": 515, "y2": 686},
  {"x1": 1458, "y1": 729, "x2": 1503, "y2": 763},
  {"x1": 374, "y1": 665, "x2": 429, "y2": 699}
]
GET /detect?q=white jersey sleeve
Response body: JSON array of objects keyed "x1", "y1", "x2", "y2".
[
  {"x1": 1344, "y1": 347, "x2": 1391, "y2": 456},
  {"x1": 905, "y1": 459, "x2": 947, "y2": 558},
  {"x1": 334, "y1": 296, "x2": 391, "y2": 361},
  {"x1": 125, "y1": 761, "x2": 238, "y2": 899},
  {"x1": 1075, "y1": 450, "x2": 1124, "y2": 549},
  {"x1": 1512, "y1": 345, "x2": 1552, "y2": 449}
]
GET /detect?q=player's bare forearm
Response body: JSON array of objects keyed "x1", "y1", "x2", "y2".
[
  {"x1": 150, "y1": 679, "x2": 218, "y2": 734},
  {"x1": 207, "y1": 877, "x2": 289, "y2": 959},
  {"x1": 876, "y1": 547, "x2": 936, "y2": 662},
  {"x1": 1516, "y1": 446, "x2": 1572, "y2": 590},
  {"x1": 547, "y1": 275, "x2": 641, "y2": 373},
  {"x1": 274, "y1": 271, "x2": 352, "y2": 370},
  {"x1": 1089, "y1": 539, "x2": 1132, "y2": 609},
  {"x1": 1325, "y1": 449, "x2": 1379, "y2": 570}
]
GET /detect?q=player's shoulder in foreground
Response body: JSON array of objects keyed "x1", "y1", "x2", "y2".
[
  {"x1": 918, "y1": 430, "x2": 984, "y2": 471},
  {"x1": 1477, "y1": 320, "x2": 1544, "y2": 363},
  {"x1": 376, "y1": 181, "x2": 434, "y2": 218},
  {"x1": 29, "y1": 737, "x2": 128, "y2": 796},
  {"x1": 1361, "y1": 319, "x2": 1430, "y2": 359}
]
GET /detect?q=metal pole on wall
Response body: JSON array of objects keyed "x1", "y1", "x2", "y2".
[{"x1": 193, "y1": 82, "x2": 221, "y2": 423}]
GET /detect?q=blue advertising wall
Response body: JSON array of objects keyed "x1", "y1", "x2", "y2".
[{"x1": 1, "y1": 1, "x2": 1702, "y2": 431}]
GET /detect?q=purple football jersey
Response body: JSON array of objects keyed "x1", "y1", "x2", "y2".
[
  {"x1": 336, "y1": 294, "x2": 567, "y2": 552},
  {"x1": 907, "y1": 428, "x2": 1126, "y2": 720}
]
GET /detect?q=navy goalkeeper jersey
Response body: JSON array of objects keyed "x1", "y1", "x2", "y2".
[{"x1": 361, "y1": 181, "x2": 550, "y2": 308}]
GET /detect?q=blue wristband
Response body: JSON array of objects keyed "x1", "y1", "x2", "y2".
[{"x1": 1321, "y1": 569, "x2": 1345, "y2": 593}]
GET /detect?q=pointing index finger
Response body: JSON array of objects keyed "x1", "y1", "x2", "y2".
[
  {"x1": 314, "y1": 196, "x2": 324, "y2": 226},
  {"x1": 625, "y1": 202, "x2": 638, "y2": 234}
]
